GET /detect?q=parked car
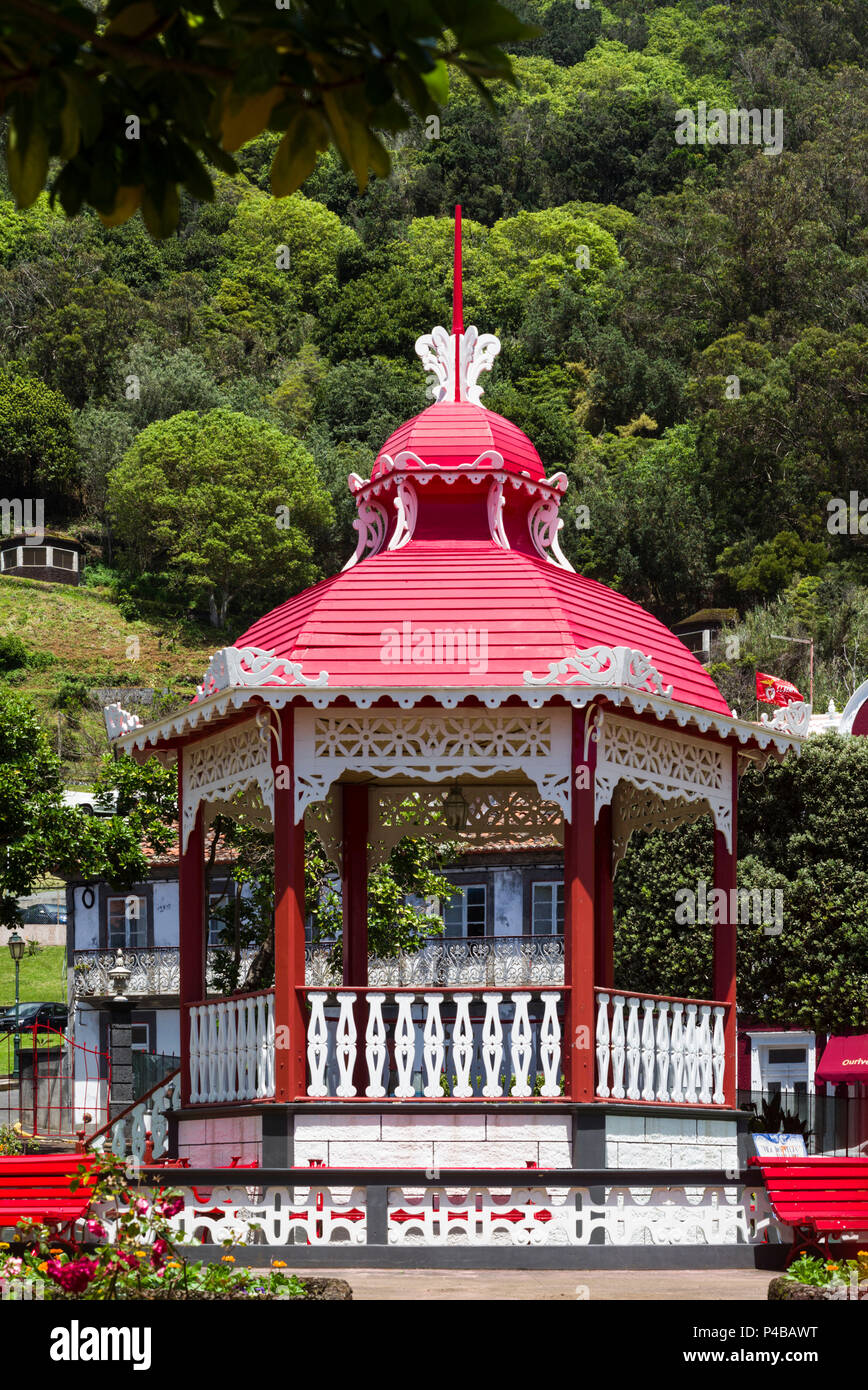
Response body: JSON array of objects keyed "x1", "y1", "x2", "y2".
[
  {"x1": 62, "y1": 788, "x2": 117, "y2": 816},
  {"x1": 18, "y1": 902, "x2": 66, "y2": 925},
  {"x1": 0, "y1": 1001, "x2": 68, "y2": 1033}
]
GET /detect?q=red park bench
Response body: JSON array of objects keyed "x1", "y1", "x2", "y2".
[
  {"x1": 0, "y1": 1153, "x2": 98, "y2": 1242},
  {"x1": 749, "y1": 1154, "x2": 868, "y2": 1260}
]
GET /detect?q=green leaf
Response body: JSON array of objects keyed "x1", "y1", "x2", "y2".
[
  {"x1": 7, "y1": 120, "x2": 49, "y2": 209},
  {"x1": 270, "y1": 108, "x2": 328, "y2": 197},
  {"x1": 140, "y1": 182, "x2": 180, "y2": 238},
  {"x1": 322, "y1": 90, "x2": 371, "y2": 190},
  {"x1": 421, "y1": 58, "x2": 449, "y2": 106}
]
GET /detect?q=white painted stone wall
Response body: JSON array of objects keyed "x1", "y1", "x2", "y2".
[
  {"x1": 605, "y1": 1113, "x2": 739, "y2": 1170},
  {"x1": 72, "y1": 885, "x2": 100, "y2": 948},
  {"x1": 293, "y1": 1110, "x2": 573, "y2": 1168},
  {"x1": 177, "y1": 1113, "x2": 262, "y2": 1167}
]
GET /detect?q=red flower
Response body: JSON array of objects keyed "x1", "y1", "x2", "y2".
[
  {"x1": 158, "y1": 1197, "x2": 184, "y2": 1218},
  {"x1": 86, "y1": 1220, "x2": 107, "y2": 1238},
  {"x1": 151, "y1": 1238, "x2": 168, "y2": 1268},
  {"x1": 46, "y1": 1258, "x2": 99, "y2": 1293}
]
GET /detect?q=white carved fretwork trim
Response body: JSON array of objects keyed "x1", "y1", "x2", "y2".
[
  {"x1": 525, "y1": 644, "x2": 673, "y2": 698},
  {"x1": 415, "y1": 323, "x2": 501, "y2": 405},
  {"x1": 182, "y1": 719, "x2": 274, "y2": 849},
  {"x1": 343, "y1": 474, "x2": 388, "y2": 570},
  {"x1": 527, "y1": 473, "x2": 574, "y2": 572},
  {"x1": 595, "y1": 713, "x2": 732, "y2": 850},
  {"x1": 611, "y1": 784, "x2": 711, "y2": 873},
  {"x1": 388, "y1": 476, "x2": 418, "y2": 551},
  {"x1": 293, "y1": 708, "x2": 573, "y2": 823},
  {"x1": 195, "y1": 645, "x2": 328, "y2": 701}
]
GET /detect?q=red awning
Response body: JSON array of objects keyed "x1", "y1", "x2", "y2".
[{"x1": 815, "y1": 1034, "x2": 868, "y2": 1085}]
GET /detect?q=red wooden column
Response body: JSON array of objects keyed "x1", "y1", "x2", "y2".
[
  {"x1": 712, "y1": 744, "x2": 738, "y2": 1109},
  {"x1": 563, "y1": 706, "x2": 596, "y2": 1102},
  {"x1": 593, "y1": 802, "x2": 614, "y2": 989},
  {"x1": 178, "y1": 756, "x2": 205, "y2": 1108},
  {"x1": 273, "y1": 705, "x2": 307, "y2": 1102},
  {"x1": 341, "y1": 783, "x2": 369, "y2": 1093},
  {"x1": 341, "y1": 783, "x2": 369, "y2": 987}
]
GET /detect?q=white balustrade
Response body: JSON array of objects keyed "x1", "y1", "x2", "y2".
[
  {"x1": 187, "y1": 992, "x2": 275, "y2": 1105},
  {"x1": 302, "y1": 989, "x2": 564, "y2": 1100},
  {"x1": 594, "y1": 991, "x2": 729, "y2": 1108}
]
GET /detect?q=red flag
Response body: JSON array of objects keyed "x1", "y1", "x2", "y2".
[{"x1": 756, "y1": 671, "x2": 803, "y2": 707}]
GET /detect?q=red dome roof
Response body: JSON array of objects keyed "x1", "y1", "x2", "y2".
[
  {"x1": 237, "y1": 540, "x2": 730, "y2": 714},
  {"x1": 374, "y1": 400, "x2": 545, "y2": 482}
]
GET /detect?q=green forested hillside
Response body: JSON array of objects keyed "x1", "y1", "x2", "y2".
[{"x1": 1, "y1": 0, "x2": 867, "y2": 726}]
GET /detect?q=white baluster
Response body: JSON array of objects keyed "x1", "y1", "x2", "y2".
[
  {"x1": 595, "y1": 992, "x2": 611, "y2": 1098},
  {"x1": 211, "y1": 1003, "x2": 224, "y2": 1102},
  {"x1": 452, "y1": 993, "x2": 474, "y2": 1097},
  {"x1": 189, "y1": 1006, "x2": 202, "y2": 1105},
  {"x1": 335, "y1": 991, "x2": 358, "y2": 1097},
  {"x1": 539, "y1": 992, "x2": 561, "y2": 1097},
  {"x1": 711, "y1": 1005, "x2": 726, "y2": 1105},
  {"x1": 683, "y1": 1003, "x2": 699, "y2": 1104},
  {"x1": 481, "y1": 992, "x2": 504, "y2": 1097},
  {"x1": 640, "y1": 999, "x2": 656, "y2": 1101},
  {"x1": 394, "y1": 994, "x2": 416, "y2": 1097},
  {"x1": 669, "y1": 1002, "x2": 685, "y2": 1102},
  {"x1": 611, "y1": 995, "x2": 626, "y2": 1099},
  {"x1": 422, "y1": 993, "x2": 445, "y2": 1097},
  {"x1": 306, "y1": 992, "x2": 330, "y2": 1097},
  {"x1": 244, "y1": 1006, "x2": 257, "y2": 1100},
  {"x1": 224, "y1": 999, "x2": 238, "y2": 1101},
  {"x1": 625, "y1": 997, "x2": 641, "y2": 1100},
  {"x1": 654, "y1": 1002, "x2": 670, "y2": 1102},
  {"x1": 509, "y1": 993, "x2": 533, "y2": 1097},
  {"x1": 697, "y1": 1004, "x2": 713, "y2": 1104},
  {"x1": 261, "y1": 993, "x2": 275, "y2": 1098},
  {"x1": 365, "y1": 993, "x2": 388, "y2": 1097}
]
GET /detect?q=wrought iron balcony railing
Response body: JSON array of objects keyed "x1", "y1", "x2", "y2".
[{"x1": 72, "y1": 936, "x2": 566, "y2": 999}]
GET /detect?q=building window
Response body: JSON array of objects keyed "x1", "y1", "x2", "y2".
[
  {"x1": 531, "y1": 881, "x2": 564, "y2": 935},
  {"x1": 443, "y1": 884, "x2": 487, "y2": 938},
  {"x1": 21, "y1": 546, "x2": 47, "y2": 567},
  {"x1": 106, "y1": 895, "x2": 148, "y2": 948},
  {"x1": 130, "y1": 1022, "x2": 151, "y2": 1051},
  {"x1": 207, "y1": 887, "x2": 235, "y2": 947},
  {"x1": 768, "y1": 1048, "x2": 807, "y2": 1066},
  {"x1": 51, "y1": 548, "x2": 75, "y2": 570}
]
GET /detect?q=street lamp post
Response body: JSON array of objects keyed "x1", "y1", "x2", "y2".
[{"x1": 7, "y1": 930, "x2": 25, "y2": 1080}]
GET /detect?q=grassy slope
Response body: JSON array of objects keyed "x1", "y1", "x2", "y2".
[
  {"x1": 0, "y1": 574, "x2": 217, "y2": 782},
  {"x1": 0, "y1": 945, "x2": 66, "y2": 1008}
]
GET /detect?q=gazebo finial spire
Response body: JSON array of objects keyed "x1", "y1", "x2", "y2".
[
  {"x1": 452, "y1": 204, "x2": 463, "y2": 401},
  {"x1": 452, "y1": 204, "x2": 464, "y2": 334},
  {"x1": 414, "y1": 204, "x2": 501, "y2": 405}
]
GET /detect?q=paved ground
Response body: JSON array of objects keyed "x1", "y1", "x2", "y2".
[{"x1": 299, "y1": 1267, "x2": 773, "y2": 1300}]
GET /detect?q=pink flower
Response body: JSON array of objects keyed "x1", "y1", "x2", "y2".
[
  {"x1": 158, "y1": 1197, "x2": 184, "y2": 1218},
  {"x1": 135, "y1": 1198, "x2": 150, "y2": 1216},
  {"x1": 86, "y1": 1220, "x2": 107, "y2": 1238},
  {"x1": 151, "y1": 1238, "x2": 168, "y2": 1268},
  {"x1": 46, "y1": 1258, "x2": 98, "y2": 1293}
]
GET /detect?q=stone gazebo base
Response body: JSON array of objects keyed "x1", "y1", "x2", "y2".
[{"x1": 169, "y1": 1099, "x2": 747, "y2": 1173}]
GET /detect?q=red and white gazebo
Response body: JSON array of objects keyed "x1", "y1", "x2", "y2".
[{"x1": 105, "y1": 211, "x2": 807, "y2": 1177}]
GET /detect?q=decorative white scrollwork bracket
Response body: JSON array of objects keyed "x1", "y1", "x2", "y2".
[
  {"x1": 195, "y1": 646, "x2": 329, "y2": 700},
  {"x1": 760, "y1": 700, "x2": 811, "y2": 736},
  {"x1": 414, "y1": 323, "x2": 501, "y2": 405},
  {"x1": 524, "y1": 644, "x2": 674, "y2": 698}
]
